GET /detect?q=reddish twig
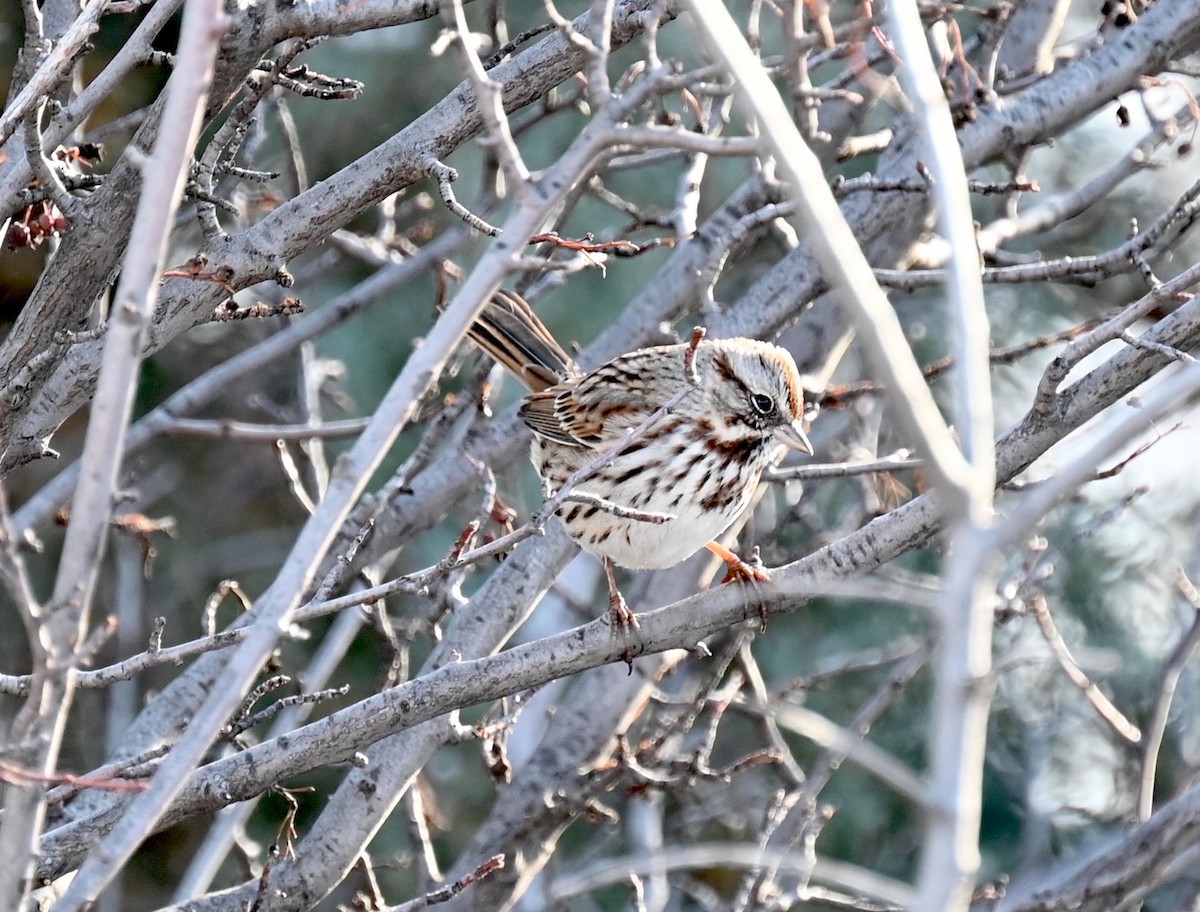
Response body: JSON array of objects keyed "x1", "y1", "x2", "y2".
[
  {"x1": 0, "y1": 760, "x2": 150, "y2": 793},
  {"x1": 529, "y1": 231, "x2": 679, "y2": 257}
]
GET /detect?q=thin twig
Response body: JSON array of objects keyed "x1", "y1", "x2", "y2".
[
  {"x1": 0, "y1": 0, "x2": 113, "y2": 147},
  {"x1": 1029, "y1": 594, "x2": 1141, "y2": 744},
  {"x1": 1033, "y1": 262, "x2": 1200, "y2": 418},
  {"x1": 423, "y1": 155, "x2": 502, "y2": 236},
  {"x1": 383, "y1": 855, "x2": 505, "y2": 912},
  {"x1": 880, "y1": 180, "x2": 1200, "y2": 292},
  {"x1": 977, "y1": 100, "x2": 1196, "y2": 255},
  {"x1": 160, "y1": 416, "x2": 370, "y2": 441},
  {"x1": 1137, "y1": 571, "x2": 1200, "y2": 821},
  {"x1": 12, "y1": 227, "x2": 475, "y2": 535},
  {"x1": 767, "y1": 453, "x2": 920, "y2": 482},
  {"x1": 440, "y1": 0, "x2": 531, "y2": 191}
]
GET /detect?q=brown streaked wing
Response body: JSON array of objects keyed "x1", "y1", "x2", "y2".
[
  {"x1": 519, "y1": 375, "x2": 658, "y2": 448},
  {"x1": 569, "y1": 344, "x2": 689, "y2": 411},
  {"x1": 537, "y1": 352, "x2": 680, "y2": 446},
  {"x1": 518, "y1": 342, "x2": 691, "y2": 447},
  {"x1": 519, "y1": 389, "x2": 591, "y2": 446}
]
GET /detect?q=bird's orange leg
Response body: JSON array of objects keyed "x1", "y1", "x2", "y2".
[
  {"x1": 603, "y1": 557, "x2": 639, "y2": 671},
  {"x1": 706, "y1": 541, "x2": 770, "y2": 584},
  {"x1": 603, "y1": 557, "x2": 640, "y2": 629}
]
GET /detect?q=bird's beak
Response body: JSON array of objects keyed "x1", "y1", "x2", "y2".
[{"x1": 774, "y1": 421, "x2": 813, "y2": 455}]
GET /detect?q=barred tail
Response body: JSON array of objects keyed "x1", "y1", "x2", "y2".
[{"x1": 467, "y1": 289, "x2": 576, "y2": 392}]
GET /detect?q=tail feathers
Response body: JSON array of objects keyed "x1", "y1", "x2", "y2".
[{"x1": 467, "y1": 289, "x2": 576, "y2": 391}]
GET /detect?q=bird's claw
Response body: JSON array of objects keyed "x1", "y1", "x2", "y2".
[
  {"x1": 719, "y1": 556, "x2": 771, "y2": 585},
  {"x1": 608, "y1": 590, "x2": 640, "y2": 629}
]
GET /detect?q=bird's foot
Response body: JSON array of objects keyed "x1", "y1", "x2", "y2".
[
  {"x1": 608, "y1": 588, "x2": 640, "y2": 630},
  {"x1": 603, "y1": 558, "x2": 639, "y2": 672},
  {"x1": 706, "y1": 542, "x2": 770, "y2": 630},
  {"x1": 707, "y1": 541, "x2": 770, "y2": 584}
]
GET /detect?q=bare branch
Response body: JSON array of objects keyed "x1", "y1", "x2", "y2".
[
  {"x1": 0, "y1": 1, "x2": 225, "y2": 907},
  {"x1": 1136, "y1": 571, "x2": 1200, "y2": 821},
  {"x1": 687, "y1": 0, "x2": 976, "y2": 512},
  {"x1": 1029, "y1": 593, "x2": 1141, "y2": 744}
]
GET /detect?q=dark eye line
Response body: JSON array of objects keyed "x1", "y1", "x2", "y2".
[
  {"x1": 717, "y1": 358, "x2": 767, "y2": 411},
  {"x1": 716, "y1": 357, "x2": 780, "y2": 425}
]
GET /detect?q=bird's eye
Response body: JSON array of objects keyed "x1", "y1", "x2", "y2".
[{"x1": 750, "y1": 393, "x2": 775, "y2": 416}]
